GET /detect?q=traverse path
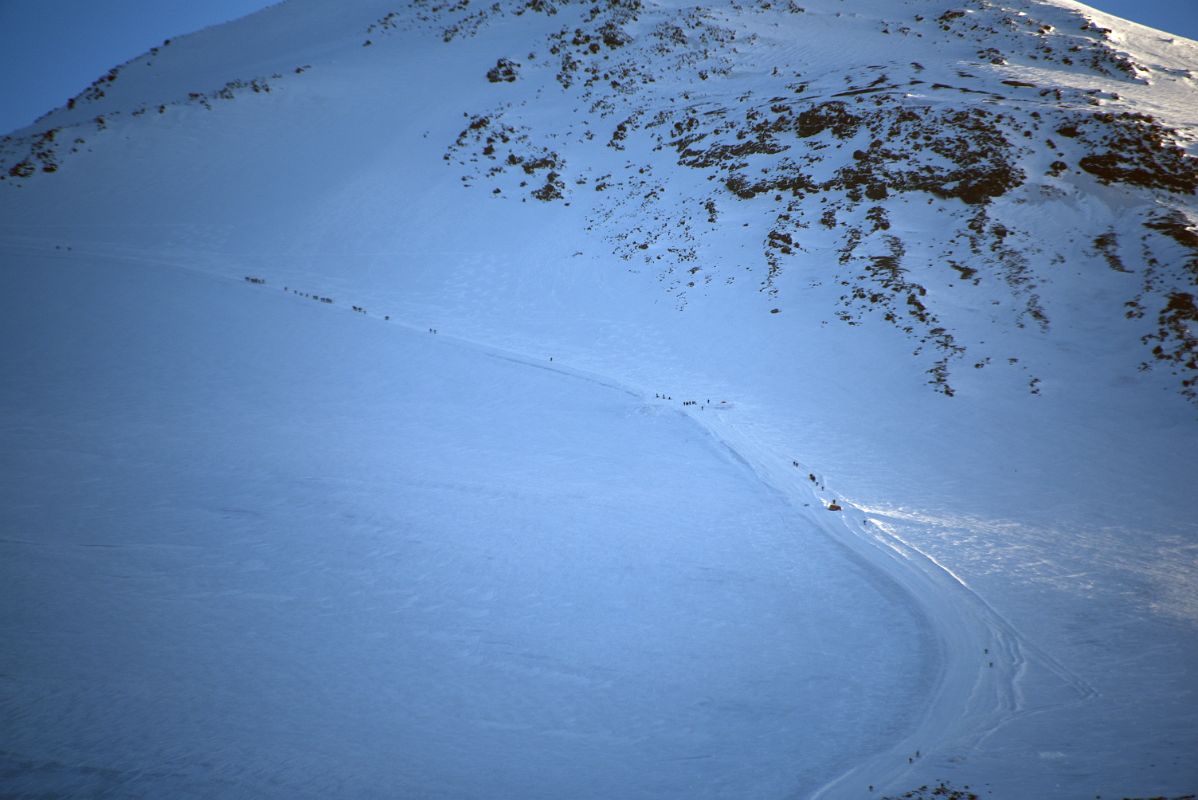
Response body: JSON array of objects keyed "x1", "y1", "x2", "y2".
[{"x1": 228, "y1": 250, "x2": 1098, "y2": 796}]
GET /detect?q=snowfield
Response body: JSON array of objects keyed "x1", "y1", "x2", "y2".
[
  {"x1": 2, "y1": 250, "x2": 938, "y2": 798},
  {"x1": 1, "y1": 0, "x2": 1196, "y2": 797}
]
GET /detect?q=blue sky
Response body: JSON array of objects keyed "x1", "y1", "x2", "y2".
[
  {"x1": 0, "y1": 1, "x2": 277, "y2": 135},
  {"x1": 1, "y1": 0, "x2": 1196, "y2": 136},
  {"x1": 1089, "y1": 0, "x2": 1198, "y2": 39}
]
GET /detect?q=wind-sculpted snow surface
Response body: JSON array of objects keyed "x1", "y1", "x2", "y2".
[
  {"x1": 1, "y1": 0, "x2": 1197, "y2": 797},
  {"x1": 0, "y1": 251, "x2": 939, "y2": 798}
]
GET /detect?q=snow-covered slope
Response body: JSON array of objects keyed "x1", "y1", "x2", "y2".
[
  {"x1": 1, "y1": 0, "x2": 1196, "y2": 798},
  {"x1": 2, "y1": 250, "x2": 944, "y2": 798}
]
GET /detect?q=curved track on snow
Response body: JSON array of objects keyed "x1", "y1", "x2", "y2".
[{"x1": 448, "y1": 325, "x2": 1099, "y2": 799}]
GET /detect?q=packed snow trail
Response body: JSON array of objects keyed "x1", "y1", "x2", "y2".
[{"x1": 450, "y1": 330, "x2": 1103, "y2": 799}]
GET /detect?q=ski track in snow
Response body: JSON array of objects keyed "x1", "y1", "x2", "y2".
[{"x1": 1, "y1": 234, "x2": 1106, "y2": 797}]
